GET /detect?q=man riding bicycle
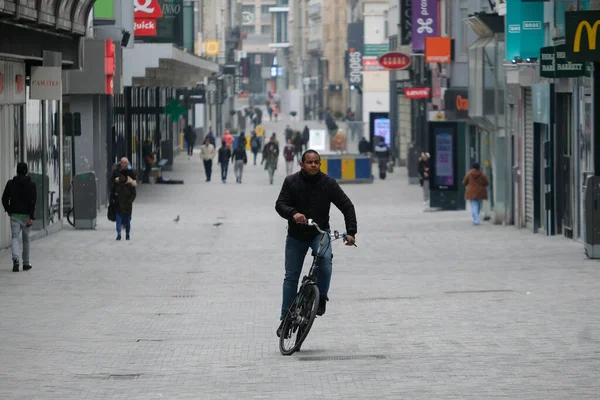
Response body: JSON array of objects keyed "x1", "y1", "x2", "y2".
[{"x1": 275, "y1": 149, "x2": 357, "y2": 337}]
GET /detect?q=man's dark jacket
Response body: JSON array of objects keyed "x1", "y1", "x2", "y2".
[
  {"x1": 275, "y1": 171, "x2": 357, "y2": 240},
  {"x1": 111, "y1": 177, "x2": 137, "y2": 216},
  {"x1": 2, "y1": 175, "x2": 37, "y2": 219}
]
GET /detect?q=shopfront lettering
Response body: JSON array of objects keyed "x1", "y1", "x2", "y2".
[
  {"x1": 348, "y1": 51, "x2": 362, "y2": 83},
  {"x1": 32, "y1": 80, "x2": 60, "y2": 86},
  {"x1": 456, "y1": 95, "x2": 468, "y2": 111}
]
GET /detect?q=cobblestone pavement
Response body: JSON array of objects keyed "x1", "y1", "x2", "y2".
[{"x1": 1, "y1": 120, "x2": 600, "y2": 399}]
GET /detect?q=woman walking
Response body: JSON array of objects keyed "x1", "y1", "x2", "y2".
[
  {"x1": 462, "y1": 162, "x2": 489, "y2": 225},
  {"x1": 200, "y1": 137, "x2": 216, "y2": 181}
]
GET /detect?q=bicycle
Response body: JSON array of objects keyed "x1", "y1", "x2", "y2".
[{"x1": 279, "y1": 218, "x2": 356, "y2": 356}]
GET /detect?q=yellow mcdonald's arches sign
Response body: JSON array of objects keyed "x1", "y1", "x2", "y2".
[
  {"x1": 566, "y1": 11, "x2": 600, "y2": 62},
  {"x1": 573, "y1": 20, "x2": 600, "y2": 52}
]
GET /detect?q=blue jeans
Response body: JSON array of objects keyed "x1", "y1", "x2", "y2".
[
  {"x1": 220, "y1": 163, "x2": 229, "y2": 181},
  {"x1": 116, "y1": 213, "x2": 131, "y2": 234},
  {"x1": 469, "y1": 199, "x2": 482, "y2": 225},
  {"x1": 281, "y1": 234, "x2": 333, "y2": 320}
]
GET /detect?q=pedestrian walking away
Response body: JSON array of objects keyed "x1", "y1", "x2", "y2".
[
  {"x1": 250, "y1": 132, "x2": 260, "y2": 165},
  {"x1": 262, "y1": 142, "x2": 279, "y2": 185},
  {"x1": 232, "y1": 142, "x2": 248, "y2": 183},
  {"x1": 200, "y1": 137, "x2": 216, "y2": 181},
  {"x1": 374, "y1": 137, "x2": 390, "y2": 180},
  {"x1": 184, "y1": 125, "x2": 196, "y2": 158},
  {"x1": 111, "y1": 173, "x2": 137, "y2": 240},
  {"x1": 283, "y1": 139, "x2": 296, "y2": 176},
  {"x1": 463, "y1": 162, "x2": 489, "y2": 226},
  {"x1": 2, "y1": 162, "x2": 36, "y2": 272},
  {"x1": 292, "y1": 131, "x2": 304, "y2": 163},
  {"x1": 418, "y1": 152, "x2": 431, "y2": 209},
  {"x1": 274, "y1": 150, "x2": 357, "y2": 337},
  {"x1": 218, "y1": 140, "x2": 232, "y2": 183},
  {"x1": 302, "y1": 126, "x2": 310, "y2": 152}
]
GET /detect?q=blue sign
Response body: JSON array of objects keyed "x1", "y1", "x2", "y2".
[
  {"x1": 555, "y1": 0, "x2": 589, "y2": 37},
  {"x1": 506, "y1": 0, "x2": 545, "y2": 60}
]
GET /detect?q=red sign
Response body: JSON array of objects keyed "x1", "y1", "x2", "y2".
[
  {"x1": 404, "y1": 88, "x2": 431, "y2": 99},
  {"x1": 134, "y1": 0, "x2": 162, "y2": 36},
  {"x1": 15, "y1": 75, "x2": 23, "y2": 93},
  {"x1": 104, "y1": 39, "x2": 115, "y2": 95},
  {"x1": 378, "y1": 52, "x2": 411, "y2": 70},
  {"x1": 134, "y1": 19, "x2": 157, "y2": 36}
]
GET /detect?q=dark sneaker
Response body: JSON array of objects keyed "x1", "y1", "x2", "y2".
[
  {"x1": 276, "y1": 320, "x2": 292, "y2": 339},
  {"x1": 126, "y1": 235, "x2": 130, "y2": 241},
  {"x1": 12, "y1": 260, "x2": 19, "y2": 272},
  {"x1": 22, "y1": 264, "x2": 32, "y2": 271},
  {"x1": 317, "y1": 296, "x2": 329, "y2": 316},
  {"x1": 116, "y1": 234, "x2": 122, "y2": 241}
]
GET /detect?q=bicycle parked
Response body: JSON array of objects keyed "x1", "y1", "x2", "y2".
[{"x1": 279, "y1": 219, "x2": 356, "y2": 356}]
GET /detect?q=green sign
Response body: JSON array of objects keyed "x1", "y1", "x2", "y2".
[
  {"x1": 364, "y1": 44, "x2": 389, "y2": 57},
  {"x1": 93, "y1": 0, "x2": 115, "y2": 21},
  {"x1": 540, "y1": 44, "x2": 587, "y2": 78},
  {"x1": 164, "y1": 98, "x2": 187, "y2": 122}
]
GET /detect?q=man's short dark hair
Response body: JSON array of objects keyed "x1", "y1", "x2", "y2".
[
  {"x1": 301, "y1": 150, "x2": 321, "y2": 163},
  {"x1": 16, "y1": 162, "x2": 28, "y2": 176}
]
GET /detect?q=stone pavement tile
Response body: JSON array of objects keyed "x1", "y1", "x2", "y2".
[{"x1": 0, "y1": 120, "x2": 599, "y2": 398}]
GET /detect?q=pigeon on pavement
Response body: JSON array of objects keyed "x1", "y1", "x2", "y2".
[{"x1": 174, "y1": 215, "x2": 180, "y2": 223}]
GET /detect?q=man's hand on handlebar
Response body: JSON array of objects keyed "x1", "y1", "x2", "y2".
[
  {"x1": 344, "y1": 235, "x2": 356, "y2": 246},
  {"x1": 292, "y1": 213, "x2": 308, "y2": 224}
]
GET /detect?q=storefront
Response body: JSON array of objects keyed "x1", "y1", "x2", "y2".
[{"x1": 464, "y1": 13, "x2": 505, "y2": 223}]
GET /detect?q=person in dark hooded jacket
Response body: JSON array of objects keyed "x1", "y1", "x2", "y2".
[
  {"x1": 111, "y1": 172, "x2": 137, "y2": 240},
  {"x1": 2, "y1": 162, "x2": 37, "y2": 272}
]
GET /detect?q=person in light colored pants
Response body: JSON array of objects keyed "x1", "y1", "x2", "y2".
[
  {"x1": 234, "y1": 160, "x2": 245, "y2": 183},
  {"x1": 11, "y1": 216, "x2": 31, "y2": 267},
  {"x1": 285, "y1": 160, "x2": 294, "y2": 176}
]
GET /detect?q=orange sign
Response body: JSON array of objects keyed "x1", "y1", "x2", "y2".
[
  {"x1": 15, "y1": 74, "x2": 24, "y2": 93},
  {"x1": 425, "y1": 37, "x2": 452, "y2": 63},
  {"x1": 456, "y1": 95, "x2": 468, "y2": 111}
]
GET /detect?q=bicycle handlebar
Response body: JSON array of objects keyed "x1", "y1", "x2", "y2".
[{"x1": 307, "y1": 219, "x2": 357, "y2": 246}]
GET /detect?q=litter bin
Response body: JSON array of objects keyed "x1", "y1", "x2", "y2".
[{"x1": 72, "y1": 172, "x2": 97, "y2": 229}]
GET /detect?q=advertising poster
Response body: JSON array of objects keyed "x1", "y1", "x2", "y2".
[
  {"x1": 309, "y1": 129, "x2": 326, "y2": 151},
  {"x1": 434, "y1": 129, "x2": 454, "y2": 187},
  {"x1": 374, "y1": 118, "x2": 391, "y2": 147}
]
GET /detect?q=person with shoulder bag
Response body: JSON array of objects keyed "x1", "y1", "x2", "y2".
[{"x1": 463, "y1": 162, "x2": 489, "y2": 225}]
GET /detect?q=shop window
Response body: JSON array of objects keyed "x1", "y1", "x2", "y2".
[
  {"x1": 242, "y1": 25, "x2": 255, "y2": 34},
  {"x1": 261, "y1": 24, "x2": 272, "y2": 35}
]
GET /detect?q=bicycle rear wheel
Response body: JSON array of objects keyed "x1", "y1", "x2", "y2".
[
  {"x1": 66, "y1": 208, "x2": 75, "y2": 227},
  {"x1": 279, "y1": 284, "x2": 319, "y2": 356}
]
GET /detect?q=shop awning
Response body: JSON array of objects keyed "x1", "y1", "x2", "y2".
[{"x1": 123, "y1": 43, "x2": 220, "y2": 88}]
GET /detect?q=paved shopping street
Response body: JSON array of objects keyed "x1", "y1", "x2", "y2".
[{"x1": 1, "y1": 121, "x2": 600, "y2": 399}]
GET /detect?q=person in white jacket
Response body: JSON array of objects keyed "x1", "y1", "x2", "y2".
[{"x1": 199, "y1": 137, "x2": 216, "y2": 181}]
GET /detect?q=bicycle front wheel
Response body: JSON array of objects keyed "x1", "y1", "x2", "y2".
[{"x1": 279, "y1": 284, "x2": 319, "y2": 356}]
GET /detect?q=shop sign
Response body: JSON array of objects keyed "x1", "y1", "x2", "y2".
[
  {"x1": 30, "y1": 66, "x2": 62, "y2": 101},
  {"x1": 505, "y1": 0, "x2": 544, "y2": 60},
  {"x1": 411, "y1": 0, "x2": 439, "y2": 52},
  {"x1": 404, "y1": 87, "x2": 430, "y2": 99},
  {"x1": 400, "y1": 0, "x2": 412, "y2": 45},
  {"x1": 565, "y1": 11, "x2": 600, "y2": 62},
  {"x1": 205, "y1": 40, "x2": 220, "y2": 56},
  {"x1": 539, "y1": 44, "x2": 587, "y2": 78},
  {"x1": 104, "y1": 39, "x2": 115, "y2": 95},
  {"x1": 346, "y1": 22, "x2": 364, "y2": 85},
  {"x1": 378, "y1": 52, "x2": 411, "y2": 70},
  {"x1": 425, "y1": 37, "x2": 452, "y2": 63},
  {"x1": 443, "y1": 88, "x2": 469, "y2": 119},
  {"x1": 134, "y1": 0, "x2": 163, "y2": 36},
  {"x1": 362, "y1": 58, "x2": 384, "y2": 71},
  {"x1": 364, "y1": 44, "x2": 389, "y2": 57}
]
